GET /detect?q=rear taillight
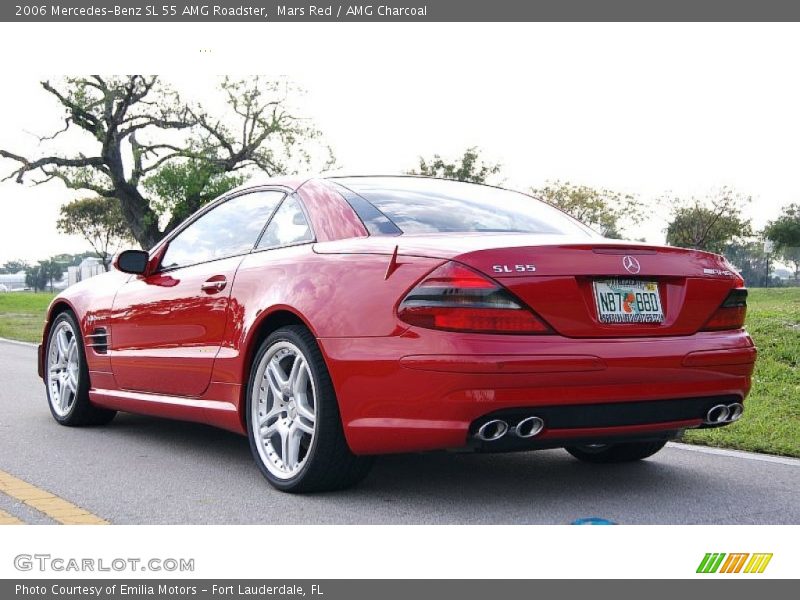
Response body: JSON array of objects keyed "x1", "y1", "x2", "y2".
[
  {"x1": 702, "y1": 288, "x2": 748, "y2": 331},
  {"x1": 397, "y1": 261, "x2": 551, "y2": 334}
]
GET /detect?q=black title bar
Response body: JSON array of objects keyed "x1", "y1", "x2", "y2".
[
  {"x1": 2, "y1": 579, "x2": 795, "y2": 600},
  {"x1": 5, "y1": 0, "x2": 800, "y2": 22}
]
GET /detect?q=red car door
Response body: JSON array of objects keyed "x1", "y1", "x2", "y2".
[{"x1": 109, "y1": 189, "x2": 286, "y2": 397}]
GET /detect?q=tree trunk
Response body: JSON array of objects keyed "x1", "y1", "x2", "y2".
[
  {"x1": 115, "y1": 185, "x2": 162, "y2": 248},
  {"x1": 105, "y1": 128, "x2": 163, "y2": 249}
]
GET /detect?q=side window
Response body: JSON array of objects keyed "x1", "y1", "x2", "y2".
[
  {"x1": 161, "y1": 191, "x2": 284, "y2": 270},
  {"x1": 256, "y1": 196, "x2": 314, "y2": 250}
]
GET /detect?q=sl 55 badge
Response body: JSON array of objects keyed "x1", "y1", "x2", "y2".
[{"x1": 492, "y1": 264, "x2": 536, "y2": 273}]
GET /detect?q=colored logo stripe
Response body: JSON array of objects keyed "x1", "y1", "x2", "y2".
[
  {"x1": 720, "y1": 553, "x2": 749, "y2": 573},
  {"x1": 697, "y1": 553, "x2": 772, "y2": 574},
  {"x1": 697, "y1": 553, "x2": 726, "y2": 573},
  {"x1": 744, "y1": 554, "x2": 773, "y2": 574}
]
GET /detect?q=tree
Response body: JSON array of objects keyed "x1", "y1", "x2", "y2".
[
  {"x1": 665, "y1": 188, "x2": 752, "y2": 253},
  {"x1": 778, "y1": 247, "x2": 800, "y2": 283},
  {"x1": 143, "y1": 160, "x2": 245, "y2": 228},
  {"x1": 39, "y1": 258, "x2": 66, "y2": 292},
  {"x1": 530, "y1": 181, "x2": 644, "y2": 239},
  {"x1": 408, "y1": 147, "x2": 501, "y2": 184},
  {"x1": 1, "y1": 75, "x2": 334, "y2": 249},
  {"x1": 722, "y1": 240, "x2": 769, "y2": 287},
  {"x1": 57, "y1": 197, "x2": 134, "y2": 270},
  {"x1": 765, "y1": 203, "x2": 800, "y2": 281},
  {"x1": 0, "y1": 259, "x2": 30, "y2": 274},
  {"x1": 24, "y1": 257, "x2": 67, "y2": 292},
  {"x1": 25, "y1": 265, "x2": 47, "y2": 292}
]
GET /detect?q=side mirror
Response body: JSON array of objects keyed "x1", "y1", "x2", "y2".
[{"x1": 114, "y1": 250, "x2": 150, "y2": 275}]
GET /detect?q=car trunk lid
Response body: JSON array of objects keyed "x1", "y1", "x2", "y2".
[{"x1": 454, "y1": 243, "x2": 741, "y2": 338}]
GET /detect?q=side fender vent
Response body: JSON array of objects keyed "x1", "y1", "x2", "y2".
[{"x1": 86, "y1": 327, "x2": 109, "y2": 354}]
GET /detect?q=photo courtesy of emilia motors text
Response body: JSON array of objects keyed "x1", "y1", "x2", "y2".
[{"x1": 0, "y1": 0, "x2": 798, "y2": 596}]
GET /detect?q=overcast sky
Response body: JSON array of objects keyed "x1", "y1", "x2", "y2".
[{"x1": 1, "y1": 23, "x2": 798, "y2": 263}]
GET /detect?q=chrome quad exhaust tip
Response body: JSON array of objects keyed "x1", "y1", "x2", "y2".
[
  {"x1": 474, "y1": 416, "x2": 546, "y2": 441},
  {"x1": 475, "y1": 419, "x2": 509, "y2": 441},
  {"x1": 514, "y1": 416, "x2": 545, "y2": 439},
  {"x1": 704, "y1": 402, "x2": 745, "y2": 425},
  {"x1": 727, "y1": 402, "x2": 744, "y2": 422},
  {"x1": 705, "y1": 404, "x2": 731, "y2": 425}
]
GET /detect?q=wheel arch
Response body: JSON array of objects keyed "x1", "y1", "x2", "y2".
[
  {"x1": 237, "y1": 306, "x2": 320, "y2": 431},
  {"x1": 45, "y1": 298, "x2": 82, "y2": 339},
  {"x1": 39, "y1": 299, "x2": 80, "y2": 380}
]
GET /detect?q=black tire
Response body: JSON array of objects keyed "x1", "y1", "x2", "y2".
[
  {"x1": 44, "y1": 311, "x2": 116, "y2": 426},
  {"x1": 245, "y1": 325, "x2": 373, "y2": 493},
  {"x1": 565, "y1": 440, "x2": 667, "y2": 464}
]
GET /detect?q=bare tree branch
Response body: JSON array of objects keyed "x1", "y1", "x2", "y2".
[
  {"x1": 1, "y1": 75, "x2": 334, "y2": 247},
  {"x1": 0, "y1": 150, "x2": 107, "y2": 183}
]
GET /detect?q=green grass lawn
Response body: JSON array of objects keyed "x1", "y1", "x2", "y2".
[
  {"x1": 1, "y1": 287, "x2": 798, "y2": 456},
  {"x1": 0, "y1": 291, "x2": 54, "y2": 343},
  {"x1": 684, "y1": 287, "x2": 800, "y2": 457}
]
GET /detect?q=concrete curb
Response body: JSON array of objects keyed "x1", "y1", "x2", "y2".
[
  {"x1": 668, "y1": 442, "x2": 800, "y2": 466},
  {"x1": 0, "y1": 337, "x2": 37, "y2": 348}
]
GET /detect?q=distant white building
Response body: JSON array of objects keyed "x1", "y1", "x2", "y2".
[
  {"x1": 0, "y1": 270, "x2": 27, "y2": 291},
  {"x1": 67, "y1": 257, "x2": 105, "y2": 288}
]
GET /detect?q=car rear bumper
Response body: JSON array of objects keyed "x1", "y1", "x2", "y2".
[{"x1": 319, "y1": 328, "x2": 756, "y2": 454}]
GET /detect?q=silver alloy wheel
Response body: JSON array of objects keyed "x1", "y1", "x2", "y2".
[
  {"x1": 251, "y1": 340, "x2": 317, "y2": 480},
  {"x1": 47, "y1": 320, "x2": 80, "y2": 417}
]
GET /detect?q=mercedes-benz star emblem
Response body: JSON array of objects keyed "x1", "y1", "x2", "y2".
[{"x1": 622, "y1": 255, "x2": 641, "y2": 274}]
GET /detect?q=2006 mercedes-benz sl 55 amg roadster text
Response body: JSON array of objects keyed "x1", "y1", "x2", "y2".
[{"x1": 38, "y1": 176, "x2": 757, "y2": 492}]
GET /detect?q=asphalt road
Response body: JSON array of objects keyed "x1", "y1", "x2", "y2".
[{"x1": 1, "y1": 340, "x2": 798, "y2": 525}]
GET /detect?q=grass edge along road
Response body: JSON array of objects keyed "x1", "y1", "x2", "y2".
[
  {"x1": 1, "y1": 289, "x2": 798, "y2": 457},
  {"x1": 684, "y1": 288, "x2": 799, "y2": 457},
  {"x1": 0, "y1": 292, "x2": 52, "y2": 343}
]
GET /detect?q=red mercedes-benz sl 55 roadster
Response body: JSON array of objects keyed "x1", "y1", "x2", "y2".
[{"x1": 38, "y1": 176, "x2": 756, "y2": 492}]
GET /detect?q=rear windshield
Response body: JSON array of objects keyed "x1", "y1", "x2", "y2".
[{"x1": 333, "y1": 177, "x2": 595, "y2": 237}]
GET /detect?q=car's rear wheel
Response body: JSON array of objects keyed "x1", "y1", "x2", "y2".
[
  {"x1": 45, "y1": 311, "x2": 116, "y2": 426},
  {"x1": 565, "y1": 440, "x2": 667, "y2": 463},
  {"x1": 246, "y1": 325, "x2": 373, "y2": 493}
]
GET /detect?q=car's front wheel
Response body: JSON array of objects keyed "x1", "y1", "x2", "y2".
[
  {"x1": 45, "y1": 311, "x2": 116, "y2": 426},
  {"x1": 565, "y1": 440, "x2": 667, "y2": 463},
  {"x1": 246, "y1": 325, "x2": 373, "y2": 493}
]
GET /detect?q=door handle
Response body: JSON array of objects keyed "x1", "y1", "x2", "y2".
[{"x1": 200, "y1": 277, "x2": 227, "y2": 293}]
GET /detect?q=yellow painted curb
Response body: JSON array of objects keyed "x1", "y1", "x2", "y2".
[
  {"x1": 0, "y1": 469, "x2": 108, "y2": 525},
  {"x1": 0, "y1": 508, "x2": 25, "y2": 525}
]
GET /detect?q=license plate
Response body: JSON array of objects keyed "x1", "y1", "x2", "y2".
[{"x1": 592, "y1": 279, "x2": 664, "y2": 324}]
